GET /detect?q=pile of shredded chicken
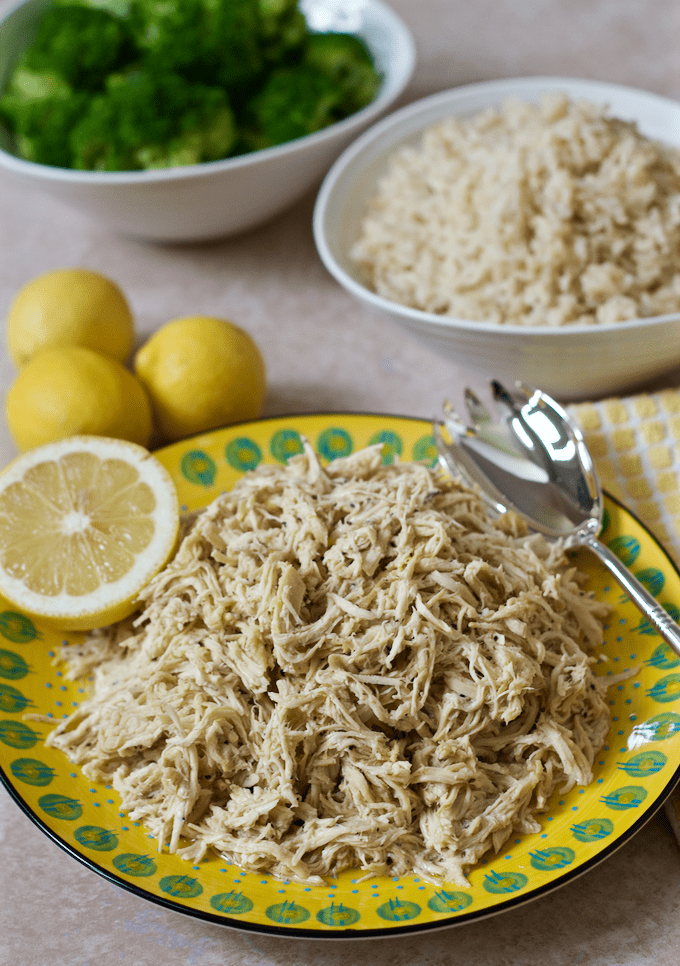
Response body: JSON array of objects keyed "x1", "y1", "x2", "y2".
[{"x1": 48, "y1": 442, "x2": 611, "y2": 885}]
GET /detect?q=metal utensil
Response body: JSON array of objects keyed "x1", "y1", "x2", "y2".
[{"x1": 434, "y1": 379, "x2": 680, "y2": 657}]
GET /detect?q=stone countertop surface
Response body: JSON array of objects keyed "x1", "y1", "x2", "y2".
[{"x1": 1, "y1": 0, "x2": 680, "y2": 962}]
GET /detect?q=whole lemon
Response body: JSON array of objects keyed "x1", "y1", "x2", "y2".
[
  {"x1": 6, "y1": 346, "x2": 153, "y2": 452},
  {"x1": 7, "y1": 267, "x2": 135, "y2": 368},
  {"x1": 134, "y1": 315, "x2": 267, "y2": 442}
]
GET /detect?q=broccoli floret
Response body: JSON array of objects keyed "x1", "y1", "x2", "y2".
[
  {"x1": 70, "y1": 71, "x2": 236, "y2": 170},
  {"x1": 0, "y1": 65, "x2": 71, "y2": 134},
  {"x1": 303, "y1": 32, "x2": 380, "y2": 113},
  {"x1": 128, "y1": 0, "x2": 263, "y2": 94},
  {"x1": 240, "y1": 64, "x2": 344, "y2": 150},
  {"x1": 14, "y1": 3, "x2": 135, "y2": 91},
  {"x1": 258, "y1": 0, "x2": 306, "y2": 63},
  {"x1": 0, "y1": 0, "x2": 380, "y2": 169},
  {"x1": 0, "y1": 59, "x2": 90, "y2": 167},
  {"x1": 1, "y1": 92, "x2": 90, "y2": 167}
]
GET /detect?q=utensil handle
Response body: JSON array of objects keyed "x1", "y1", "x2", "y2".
[{"x1": 586, "y1": 536, "x2": 680, "y2": 658}]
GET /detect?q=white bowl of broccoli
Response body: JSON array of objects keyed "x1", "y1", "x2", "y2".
[{"x1": 0, "y1": 0, "x2": 415, "y2": 242}]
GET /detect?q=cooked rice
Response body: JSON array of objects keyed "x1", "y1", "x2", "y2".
[
  {"x1": 350, "y1": 93, "x2": 680, "y2": 327},
  {"x1": 47, "y1": 442, "x2": 611, "y2": 885}
]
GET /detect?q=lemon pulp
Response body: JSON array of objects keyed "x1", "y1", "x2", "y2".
[{"x1": 0, "y1": 436, "x2": 179, "y2": 630}]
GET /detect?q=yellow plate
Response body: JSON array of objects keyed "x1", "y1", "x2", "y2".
[{"x1": 2, "y1": 413, "x2": 680, "y2": 937}]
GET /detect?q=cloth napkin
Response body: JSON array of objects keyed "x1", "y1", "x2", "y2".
[{"x1": 568, "y1": 390, "x2": 680, "y2": 843}]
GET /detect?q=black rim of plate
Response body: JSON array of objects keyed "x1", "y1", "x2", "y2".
[{"x1": 1, "y1": 413, "x2": 680, "y2": 939}]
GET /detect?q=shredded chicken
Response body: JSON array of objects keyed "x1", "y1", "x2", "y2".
[{"x1": 47, "y1": 442, "x2": 611, "y2": 885}]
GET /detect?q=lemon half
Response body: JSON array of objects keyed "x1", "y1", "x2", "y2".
[{"x1": 0, "y1": 436, "x2": 180, "y2": 631}]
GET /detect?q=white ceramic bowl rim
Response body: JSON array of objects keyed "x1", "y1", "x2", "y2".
[
  {"x1": 313, "y1": 75, "x2": 680, "y2": 340},
  {"x1": 0, "y1": 0, "x2": 416, "y2": 185}
]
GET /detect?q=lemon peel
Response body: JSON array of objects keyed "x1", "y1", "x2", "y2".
[
  {"x1": 7, "y1": 267, "x2": 135, "y2": 368},
  {"x1": 134, "y1": 315, "x2": 266, "y2": 443},
  {"x1": 6, "y1": 345, "x2": 153, "y2": 452}
]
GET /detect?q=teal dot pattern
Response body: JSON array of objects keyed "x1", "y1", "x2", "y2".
[
  {"x1": 571, "y1": 817, "x2": 615, "y2": 842},
  {"x1": 113, "y1": 854, "x2": 157, "y2": 877},
  {"x1": 368, "y1": 430, "x2": 403, "y2": 465},
  {"x1": 225, "y1": 437, "x2": 262, "y2": 473},
  {"x1": 38, "y1": 793, "x2": 82, "y2": 821},
  {"x1": 180, "y1": 450, "x2": 217, "y2": 487},
  {"x1": 412, "y1": 433, "x2": 438, "y2": 467},
  {"x1": 600, "y1": 786, "x2": 648, "y2": 811},
  {"x1": 316, "y1": 428, "x2": 353, "y2": 462},
  {"x1": 0, "y1": 720, "x2": 39, "y2": 749},
  {"x1": 630, "y1": 711, "x2": 680, "y2": 743},
  {"x1": 269, "y1": 429, "x2": 304, "y2": 464},
  {"x1": 266, "y1": 901, "x2": 310, "y2": 924},
  {"x1": 608, "y1": 535, "x2": 641, "y2": 567},
  {"x1": 646, "y1": 673, "x2": 680, "y2": 703},
  {"x1": 529, "y1": 846, "x2": 575, "y2": 871},
  {"x1": 646, "y1": 639, "x2": 680, "y2": 668},
  {"x1": 0, "y1": 611, "x2": 39, "y2": 643},
  {"x1": 74, "y1": 826, "x2": 118, "y2": 851},
  {"x1": 483, "y1": 871, "x2": 528, "y2": 894},
  {"x1": 159, "y1": 875, "x2": 203, "y2": 898},
  {"x1": 376, "y1": 898, "x2": 421, "y2": 921},
  {"x1": 10, "y1": 757, "x2": 54, "y2": 786},
  {"x1": 617, "y1": 750, "x2": 667, "y2": 777},
  {"x1": 210, "y1": 891, "x2": 254, "y2": 915},
  {"x1": 635, "y1": 604, "x2": 680, "y2": 639},
  {"x1": 0, "y1": 683, "x2": 33, "y2": 713},
  {"x1": 634, "y1": 567, "x2": 665, "y2": 598},
  {"x1": 0, "y1": 649, "x2": 29, "y2": 680},
  {"x1": 316, "y1": 903, "x2": 361, "y2": 927},
  {"x1": 428, "y1": 890, "x2": 473, "y2": 913}
]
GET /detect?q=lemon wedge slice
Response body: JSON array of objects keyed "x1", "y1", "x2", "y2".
[{"x1": 0, "y1": 436, "x2": 180, "y2": 631}]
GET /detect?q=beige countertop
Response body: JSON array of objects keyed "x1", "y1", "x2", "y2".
[{"x1": 2, "y1": 1, "x2": 680, "y2": 962}]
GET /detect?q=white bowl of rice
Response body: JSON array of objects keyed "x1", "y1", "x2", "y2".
[{"x1": 313, "y1": 76, "x2": 680, "y2": 401}]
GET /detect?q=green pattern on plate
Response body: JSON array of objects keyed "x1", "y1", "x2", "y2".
[
  {"x1": 159, "y1": 875, "x2": 203, "y2": 898},
  {"x1": 608, "y1": 535, "x2": 641, "y2": 567},
  {"x1": 376, "y1": 898, "x2": 421, "y2": 922},
  {"x1": 269, "y1": 429, "x2": 304, "y2": 464},
  {"x1": 529, "y1": 847, "x2": 575, "y2": 871},
  {"x1": 0, "y1": 683, "x2": 33, "y2": 713},
  {"x1": 0, "y1": 611, "x2": 39, "y2": 643},
  {"x1": 368, "y1": 430, "x2": 403, "y2": 464},
  {"x1": 316, "y1": 427, "x2": 353, "y2": 462},
  {"x1": 412, "y1": 433, "x2": 437, "y2": 467},
  {"x1": 180, "y1": 449, "x2": 217, "y2": 487},
  {"x1": 600, "y1": 786, "x2": 648, "y2": 810},
  {"x1": 210, "y1": 891, "x2": 254, "y2": 915},
  {"x1": 266, "y1": 901, "x2": 310, "y2": 924},
  {"x1": 10, "y1": 757, "x2": 54, "y2": 786},
  {"x1": 483, "y1": 871, "x2": 528, "y2": 894},
  {"x1": 113, "y1": 853, "x2": 157, "y2": 877},
  {"x1": 617, "y1": 750, "x2": 666, "y2": 777},
  {"x1": 74, "y1": 826, "x2": 118, "y2": 851},
  {"x1": 639, "y1": 610, "x2": 680, "y2": 643},
  {"x1": 225, "y1": 437, "x2": 262, "y2": 472},
  {"x1": 0, "y1": 720, "x2": 39, "y2": 749},
  {"x1": 316, "y1": 903, "x2": 361, "y2": 927},
  {"x1": 646, "y1": 674, "x2": 680, "y2": 703},
  {"x1": 38, "y1": 793, "x2": 83, "y2": 820},
  {"x1": 571, "y1": 817, "x2": 614, "y2": 842},
  {"x1": 427, "y1": 890, "x2": 473, "y2": 913},
  {"x1": 0, "y1": 649, "x2": 29, "y2": 680}
]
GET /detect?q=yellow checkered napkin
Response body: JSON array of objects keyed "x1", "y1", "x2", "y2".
[{"x1": 569, "y1": 390, "x2": 680, "y2": 842}]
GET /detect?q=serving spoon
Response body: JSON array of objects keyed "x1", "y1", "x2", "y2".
[{"x1": 433, "y1": 379, "x2": 680, "y2": 658}]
